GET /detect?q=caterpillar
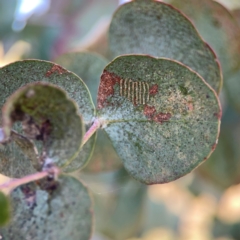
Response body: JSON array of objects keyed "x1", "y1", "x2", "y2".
[{"x1": 119, "y1": 79, "x2": 150, "y2": 105}]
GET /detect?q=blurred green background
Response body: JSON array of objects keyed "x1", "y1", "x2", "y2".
[{"x1": 1, "y1": 0, "x2": 240, "y2": 239}]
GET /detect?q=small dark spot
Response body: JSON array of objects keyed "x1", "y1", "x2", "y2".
[
  {"x1": 214, "y1": 111, "x2": 222, "y2": 120},
  {"x1": 212, "y1": 19, "x2": 221, "y2": 28},
  {"x1": 179, "y1": 85, "x2": 188, "y2": 95},
  {"x1": 206, "y1": 94, "x2": 210, "y2": 98}
]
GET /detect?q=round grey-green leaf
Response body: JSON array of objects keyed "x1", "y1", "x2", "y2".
[
  {"x1": 2, "y1": 82, "x2": 84, "y2": 168},
  {"x1": 97, "y1": 55, "x2": 221, "y2": 184},
  {"x1": 0, "y1": 175, "x2": 93, "y2": 240},
  {"x1": 55, "y1": 51, "x2": 108, "y2": 105},
  {"x1": 109, "y1": 0, "x2": 222, "y2": 93},
  {"x1": 164, "y1": 0, "x2": 240, "y2": 78},
  {"x1": 0, "y1": 60, "x2": 95, "y2": 174},
  {"x1": 0, "y1": 131, "x2": 39, "y2": 178}
]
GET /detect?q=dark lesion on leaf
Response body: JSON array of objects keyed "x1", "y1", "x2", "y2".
[
  {"x1": 178, "y1": 85, "x2": 188, "y2": 95},
  {"x1": 144, "y1": 105, "x2": 171, "y2": 124},
  {"x1": 21, "y1": 115, "x2": 52, "y2": 141},
  {"x1": 149, "y1": 84, "x2": 158, "y2": 95},
  {"x1": 97, "y1": 70, "x2": 121, "y2": 109},
  {"x1": 45, "y1": 65, "x2": 67, "y2": 77},
  {"x1": 21, "y1": 185, "x2": 37, "y2": 209},
  {"x1": 36, "y1": 176, "x2": 59, "y2": 194}
]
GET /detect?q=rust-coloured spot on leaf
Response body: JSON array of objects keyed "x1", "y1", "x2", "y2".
[
  {"x1": 98, "y1": 70, "x2": 121, "y2": 109},
  {"x1": 149, "y1": 84, "x2": 158, "y2": 95},
  {"x1": 144, "y1": 105, "x2": 156, "y2": 118},
  {"x1": 45, "y1": 65, "x2": 67, "y2": 77},
  {"x1": 143, "y1": 105, "x2": 171, "y2": 124},
  {"x1": 187, "y1": 102, "x2": 194, "y2": 111},
  {"x1": 153, "y1": 112, "x2": 172, "y2": 124}
]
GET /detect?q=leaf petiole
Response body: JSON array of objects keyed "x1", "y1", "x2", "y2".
[
  {"x1": 81, "y1": 118, "x2": 101, "y2": 147},
  {"x1": 0, "y1": 166, "x2": 60, "y2": 194}
]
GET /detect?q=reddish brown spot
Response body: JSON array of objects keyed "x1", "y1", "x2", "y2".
[
  {"x1": 187, "y1": 102, "x2": 194, "y2": 111},
  {"x1": 143, "y1": 105, "x2": 171, "y2": 124},
  {"x1": 149, "y1": 84, "x2": 158, "y2": 95},
  {"x1": 214, "y1": 110, "x2": 222, "y2": 120},
  {"x1": 97, "y1": 70, "x2": 121, "y2": 109},
  {"x1": 212, "y1": 143, "x2": 217, "y2": 151},
  {"x1": 153, "y1": 112, "x2": 172, "y2": 124},
  {"x1": 45, "y1": 65, "x2": 67, "y2": 77},
  {"x1": 204, "y1": 157, "x2": 207, "y2": 161},
  {"x1": 144, "y1": 105, "x2": 156, "y2": 118}
]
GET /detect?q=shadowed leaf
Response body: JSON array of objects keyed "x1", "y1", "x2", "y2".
[
  {"x1": 55, "y1": 52, "x2": 122, "y2": 172},
  {"x1": 165, "y1": 0, "x2": 240, "y2": 78},
  {"x1": 0, "y1": 60, "x2": 95, "y2": 174},
  {"x1": 198, "y1": 106, "x2": 240, "y2": 189},
  {"x1": 1, "y1": 82, "x2": 84, "y2": 169},
  {"x1": 55, "y1": 51, "x2": 108, "y2": 105},
  {"x1": 0, "y1": 191, "x2": 10, "y2": 226},
  {"x1": 109, "y1": 0, "x2": 222, "y2": 93},
  {"x1": 0, "y1": 175, "x2": 93, "y2": 240},
  {"x1": 0, "y1": 131, "x2": 39, "y2": 178},
  {"x1": 97, "y1": 55, "x2": 221, "y2": 184},
  {"x1": 84, "y1": 129, "x2": 122, "y2": 172}
]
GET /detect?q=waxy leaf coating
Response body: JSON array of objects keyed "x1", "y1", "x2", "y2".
[
  {"x1": 2, "y1": 83, "x2": 84, "y2": 168},
  {"x1": 0, "y1": 60, "x2": 95, "y2": 175},
  {"x1": 0, "y1": 175, "x2": 93, "y2": 240},
  {"x1": 109, "y1": 0, "x2": 222, "y2": 93},
  {"x1": 97, "y1": 55, "x2": 221, "y2": 184}
]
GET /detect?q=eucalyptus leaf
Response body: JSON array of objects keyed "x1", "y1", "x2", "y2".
[
  {"x1": 165, "y1": 0, "x2": 240, "y2": 78},
  {"x1": 0, "y1": 191, "x2": 10, "y2": 226},
  {"x1": 84, "y1": 129, "x2": 122, "y2": 172},
  {"x1": 1, "y1": 82, "x2": 84, "y2": 168},
  {"x1": 0, "y1": 139, "x2": 37, "y2": 178},
  {"x1": 97, "y1": 170, "x2": 146, "y2": 240},
  {"x1": 10, "y1": 131, "x2": 39, "y2": 170},
  {"x1": 55, "y1": 51, "x2": 108, "y2": 105},
  {"x1": 109, "y1": 0, "x2": 222, "y2": 93},
  {"x1": 55, "y1": 52, "x2": 122, "y2": 172},
  {"x1": 0, "y1": 60, "x2": 95, "y2": 174},
  {"x1": 0, "y1": 130, "x2": 39, "y2": 178},
  {"x1": 0, "y1": 175, "x2": 93, "y2": 240},
  {"x1": 97, "y1": 55, "x2": 221, "y2": 184},
  {"x1": 198, "y1": 106, "x2": 240, "y2": 189}
]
